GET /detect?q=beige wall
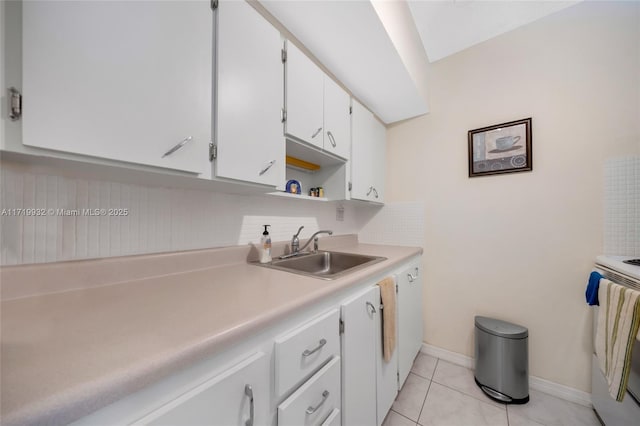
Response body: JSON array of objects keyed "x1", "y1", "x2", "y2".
[{"x1": 386, "y1": 1, "x2": 640, "y2": 393}]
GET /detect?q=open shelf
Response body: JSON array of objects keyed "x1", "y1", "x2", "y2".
[{"x1": 268, "y1": 191, "x2": 328, "y2": 202}]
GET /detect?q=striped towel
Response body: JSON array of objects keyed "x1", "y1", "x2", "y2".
[{"x1": 594, "y1": 279, "x2": 640, "y2": 401}]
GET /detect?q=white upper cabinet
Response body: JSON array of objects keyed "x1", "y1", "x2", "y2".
[
  {"x1": 22, "y1": 1, "x2": 212, "y2": 174},
  {"x1": 213, "y1": 0, "x2": 284, "y2": 187},
  {"x1": 285, "y1": 42, "x2": 325, "y2": 149},
  {"x1": 350, "y1": 100, "x2": 385, "y2": 203},
  {"x1": 323, "y1": 78, "x2": 351, "y2": 160}
]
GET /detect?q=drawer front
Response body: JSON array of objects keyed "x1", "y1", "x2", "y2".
[
  {"x1": 275, "y1": 309, "x2": 340, "y2": 396},
  {"x1": 321, "y1": 408, "x2": 340, "y2": 426},
  {"x1": 133, "y1": 352, "x2": 268, "y2": 426},
  {"x1": 278, "y1": 356, "x2": 341, "y2": 426}
]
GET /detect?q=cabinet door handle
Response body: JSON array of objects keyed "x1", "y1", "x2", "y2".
[
  {"x1": 327, "y1": 131, "x2": 337, "y2": 148},
  {"x1": 372, "y1": 188, "x2": 379, "y2": 199},
  {"x1": 366, "y1": 186, "x2": 373, "y2": 196},
  {"x1": 305, "y1": 390, "x2": 330, "y2": 414},
  {"x1": 244, "y1": 385, "x2": 254, "y2": 426},
  {"x1": 311, "y1": 127, "x2": 323, "y2": 138},
  {"x1": 259, "y1": 160, "x2": 276, "y2": 176},
  {"x1": 407, "y1": 272, "x2": 418, "y2": 282},
  {"x1": 366, "y1": 301, "x2": 376, "y2": 315},
  {"x1": 302, "y1": 338, "x2": 327, "y2": 357},
  {"x1": 162, "y1": 136, "x2": 193, "y2": 158}
]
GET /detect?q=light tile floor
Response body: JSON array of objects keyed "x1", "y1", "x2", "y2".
[{"x1": 383, "y1": 354, "x2": 601, "y2": 426}]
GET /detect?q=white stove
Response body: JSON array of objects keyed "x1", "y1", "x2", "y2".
[{"x1": 591, "y1": 255, "x2": 640, "y2": 425}]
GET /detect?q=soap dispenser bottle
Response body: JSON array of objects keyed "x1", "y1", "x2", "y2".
[{"x1": 260, "y1": 225, "x2": 272, "y2": 263}]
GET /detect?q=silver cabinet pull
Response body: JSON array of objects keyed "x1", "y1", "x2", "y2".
[
  {"x1": 162, "y1": 136, "x2": 193, "y2": 158},
  {"x1": 366, "y1": 301, "x2": 376, "y2": 315},
  {"x1": 259, "y1": 160, "x2": 276, "y2": 176},
  {"x1": 244, "y1": 385, "x2": 254, "y2": 426},
  {"x1": 366, "y1": 186, "x2": 373, "y2": 196},
  {"x1": 302, "y1": 338, "x2": 327, "y2": 357},
  {"x1": 305, "y1": 390, "x2": 329, "y2": 415},
  {"x1": 327, "y1": 131, "x2": 336, "y2": 148},
  {"x1": 311, "y1": 127, "x2": 323, "y2": 138},
  {"x1": 372, "y1": 188, "x2": 379, "y2": 199},
  {"x1": 408, "y1": 267, "x2": 419, "y2": 282}
]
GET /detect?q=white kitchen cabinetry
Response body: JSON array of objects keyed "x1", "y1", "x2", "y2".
[
  {"x1": 322, "y1": 78, "x2": 351, "y2": 160},
  {"x1": 133, "y1": 352, "x2": 269, "y2": 426},
  {"x1": 340, "y1": 286, "x2": 379, "y2": 426},
  {"x1": 285, "y1": 42, "x2": 350, "y2": 161},
  {"x1": 277, "y1": 357, "x2": 341, "y2": 426},
  {"x1": 212, "y1": 0, "x2": 284, "y2": 187},
  {"x1": 22, "y1": 0, "x2": 211, "y2": 174},
  {"x1": 274, "y1": 309, "x2": 340, "y2": 397},
  {"x1": 350, "y1": 99, "x2": 385, "y2": 203},
  {"x1": 285, "y1": 42, "x2": 325, "y2": 149},
  {"x1": 376, "y1": 282, "x2": 399, "y2": 425},
  {"x1": 397, "y1": 261, "x2": 424, "y2": 388}
]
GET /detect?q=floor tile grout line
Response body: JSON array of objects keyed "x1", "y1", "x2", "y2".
[
  {"x1": 434, "y1": 381, "x2": 507, "y2": 412},
  {"x1": 415, "y1": 358, "x2": 438, "y2": 426},
  {"x1": 390, "y1": 409, "x2": 419, "y2": 425}
]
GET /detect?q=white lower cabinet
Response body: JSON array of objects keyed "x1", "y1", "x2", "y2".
[
  {"x1": 133, "y1": 352, "x2": 269, "y2": 426},
  {"x1": 277, "y1": 357, "x2": 341, "y2": 426},
  {"x1": 70, "y1": 256, "x2": 422, "y2": 426},
  {"x1": 397, "y1": 261, "x2": 424, "y2": 388},
  {"x1": 340, "y1": 286, "x2": 379, "y2": 426},
  {"x1": 274, "y1": 309, "x2": 340, "y2": 397}
]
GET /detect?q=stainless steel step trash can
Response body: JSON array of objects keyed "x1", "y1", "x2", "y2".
[{"x1": 474, "y1": 316, "x2": 529, "y2": 404}]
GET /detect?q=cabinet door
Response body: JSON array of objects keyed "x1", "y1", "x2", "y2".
[
  {"x1": 323, "y1": 78, "x2": 350, "y2": 160},
  {"x1": 397, "y1": 262, "x2": 424, "y2": 388},
  {"x1": 350, "y1": 100, "x2": 385, "y2": 203},
  {"x1": 340, "y1": 286, "x2": 378, "y2": 426},
  {"x1": 22, "y1": 1, "x2": 211, "y2": 174},
  {"x1": 214, "y1": 0, "x2": 284, "y2": 186},
  {"x1": 370, "y1": 117, "x2": 386, "y2": 202},
  {"x1": 134, "y1": 352, "x2": 269, "y2": 426},
  {"x1": 285, "y1": 43, "x2": 324, "y2": 148},
  {"x1": 376, "y1": 285, "x2": 398, "y2": 425}
]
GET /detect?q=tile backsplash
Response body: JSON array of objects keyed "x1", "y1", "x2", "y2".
[
  {"x1": 0, "y1": 167, "x2": 365, "y2": 265},
  {"x1": 604, "y1": 156, "x2": 640, "y2": 256}
]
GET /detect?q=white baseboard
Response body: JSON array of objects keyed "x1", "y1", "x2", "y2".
[{"x1": 420, "y1": 343, "x2": 592, "y2": 408}]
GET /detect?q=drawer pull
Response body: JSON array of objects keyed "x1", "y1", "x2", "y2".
[
  {"x1": 302, "y1": 338, "x2": 327, "y2": 357},
  {"x1": 306, "y1": 390, "x2": 330, "y2": 415},
  {"x1": 244, "y1": 385, "x2": 254, "y2": 426}
]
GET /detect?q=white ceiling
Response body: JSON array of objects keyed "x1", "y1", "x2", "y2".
[
  {"x1": 407, "y1": 0, "x2": 580, "y2": 63},
  {"x1": 260, "y1": 1, "x2": 429, "y2": 124}
]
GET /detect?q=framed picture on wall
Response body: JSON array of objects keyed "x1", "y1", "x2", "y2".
[{"x1": 468, "y1": 118, "x2": 532, "y2": 177}]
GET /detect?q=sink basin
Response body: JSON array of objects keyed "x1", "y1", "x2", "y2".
[{"x1": 254, "y1": 251, "x2": 386, "y2": 280}]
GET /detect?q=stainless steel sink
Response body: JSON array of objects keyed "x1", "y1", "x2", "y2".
[{"x1": 253, "y1": 251, "x2": 386, "y2": 280}]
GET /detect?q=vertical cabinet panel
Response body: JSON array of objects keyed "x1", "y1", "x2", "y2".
[
  {"x1": 214, "y1": 0, "x2": 284, "y2": 186},
  {"x1": 340, "y1": 286, "x2": 379, "y2": 426},
  {"x1": 376, "y1": 282, "x2": 398, "y2": 425},
  {"x1": 285, "y1": 43, "x2": 325, "y2": 148},
  {"x1": 134, "y1": 352, "x2": 269, "y2": 426},
  {"x1": 397, "y1": 261, "x2": 424, "y2": 388},
  {"x1": 323, "y1": 78, "x2": 350, "y2": 160},
  {"x1": 351, "y1": 99, "x2": 384, "y2": 203},
  {"x1": 22, "y1": 1, "x2": 211, "y2": 174}
]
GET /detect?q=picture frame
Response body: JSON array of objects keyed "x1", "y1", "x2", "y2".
[{"x1": 468, "y1": 118, "x2": 532, "y2": 177}]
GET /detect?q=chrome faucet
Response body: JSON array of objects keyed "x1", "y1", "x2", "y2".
[{"x1": 289, "y1": 227, "x2": 333, "y2": 256}]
